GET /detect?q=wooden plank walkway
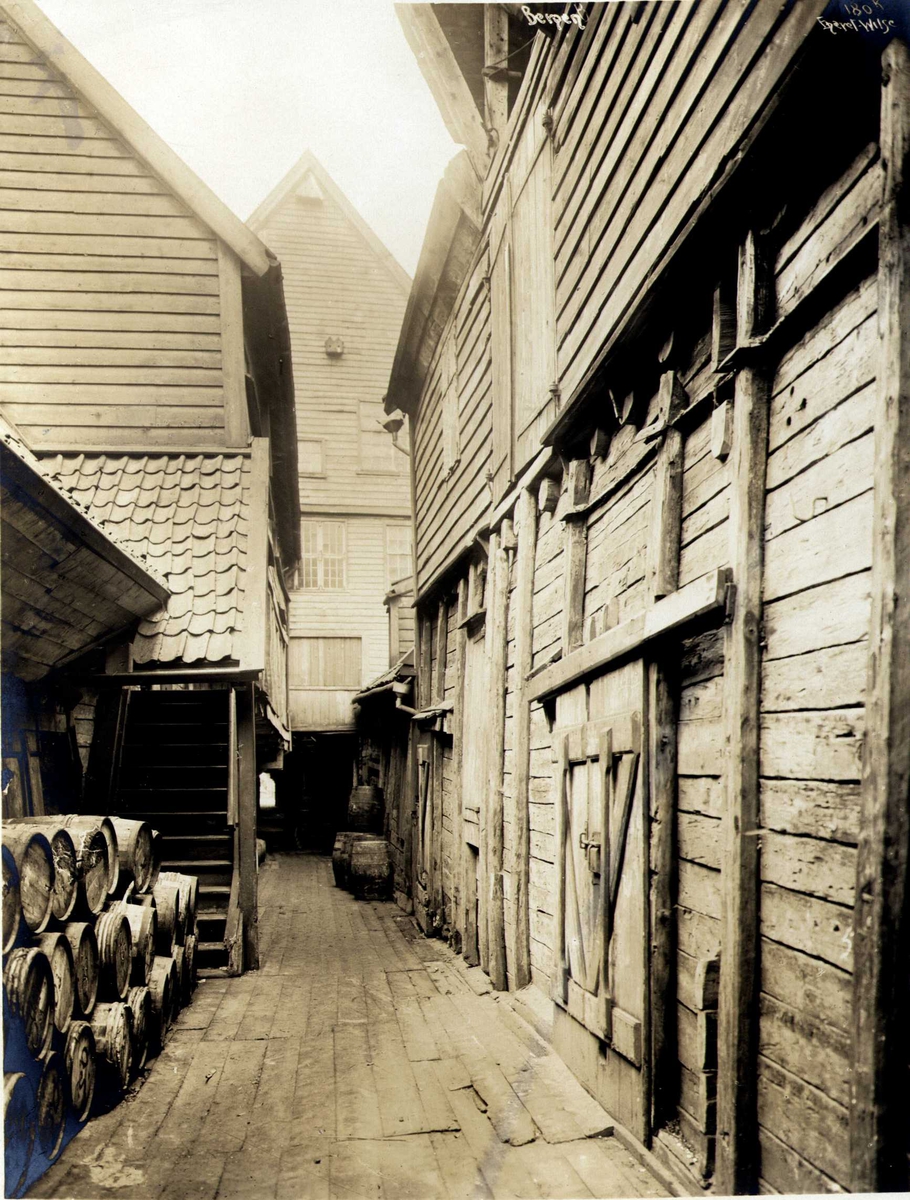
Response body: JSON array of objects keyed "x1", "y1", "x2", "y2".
[{"x1": 29, "y1": 854, "x2": 670, "y2": 1199}]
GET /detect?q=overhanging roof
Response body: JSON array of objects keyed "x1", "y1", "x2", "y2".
[{"x1": 1, "y1": 418, "x2": 169, "y2": 682}]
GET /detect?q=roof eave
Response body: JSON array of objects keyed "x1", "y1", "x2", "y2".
[{"x1": 1, "y1": 0, "x2": 271, "y2": 277}]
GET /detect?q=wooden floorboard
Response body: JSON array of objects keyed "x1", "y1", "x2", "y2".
[{"x1": 30, "y1": 853, "x2": 670, "y2": 1200}]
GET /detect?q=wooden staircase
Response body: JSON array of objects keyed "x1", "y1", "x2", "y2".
[{"x1": 111, "y1": 689, "x2": 233, "y2": 969}]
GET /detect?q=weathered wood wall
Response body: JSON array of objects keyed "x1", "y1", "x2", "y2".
[
  {"x1": 382, "y1": 4, "x2": 905, "y2": 1193},
  {"x1": 0, "y1": 19, "x2": 233, "y2": 449}
]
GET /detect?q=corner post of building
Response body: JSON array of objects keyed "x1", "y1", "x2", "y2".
[
  {"x1": 850, "y1": 37, "x2": 910, "y2": 1193},
  {"x1": 485, "y1": 525, "x2": 509, "y2": 990},
  {"x1": 236, "y1": 680, "x2": 259, "y2": 971},
  {"x1": 432, "y1": 597, "x2": 448, "y2": 926},
  {"x1": 647, "y1": 385, "x2": 684, "y2": 1133},
  {"x1": 512, "y1": 487, "x2": 538, "y2": 989},
  {"x1": 716, "y1": 229, "x2": 772, "y2": 1195}
]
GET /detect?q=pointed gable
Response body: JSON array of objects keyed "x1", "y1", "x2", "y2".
[{"x1": 0, "y1": 0, "x2": 272, "y2": 452}]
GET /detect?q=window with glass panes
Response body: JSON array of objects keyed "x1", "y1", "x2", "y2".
[
  {"x1": 299, "y1": 520, "x2": 346, "y2": 589},
  {"x1": 386, "y1": 524, "x2": 413, "y2": 586}
]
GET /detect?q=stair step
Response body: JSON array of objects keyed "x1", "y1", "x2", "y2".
[
  {"x1": 196, "y1": 941, "x2": 229, "y2": 968},
  {"x1": 196, "y1": 913, "x2": 227, "y2": 940},
  {"x1": 161, "y1": 860, "x2": 232, "y2": 886},
  {"x1": 160, "y1": 834, "x2": 233, "y2": 860}
]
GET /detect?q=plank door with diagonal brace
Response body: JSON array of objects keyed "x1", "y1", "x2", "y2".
[{"x1": 553, "y1": 712, "x2": 642, "y2": 1044}]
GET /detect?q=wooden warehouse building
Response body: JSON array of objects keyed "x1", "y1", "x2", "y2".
[
  {"x1": 0, "y1": 0, "x2": 300, "y2": 973},
  {"x1": 377, "y1": 2, "x2": 910, "y2": 1194},
  {"x1": 248, "y1": 152, "x2": 414, "y2": 847}
]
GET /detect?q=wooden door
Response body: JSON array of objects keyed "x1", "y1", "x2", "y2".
[{"x1": 554, "y1": 662, "x2": 646, "y2": 1080}]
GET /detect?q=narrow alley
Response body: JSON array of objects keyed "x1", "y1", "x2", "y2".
[{"x1": 27, "y1": 855, "x2": 668, "y2": 1200}]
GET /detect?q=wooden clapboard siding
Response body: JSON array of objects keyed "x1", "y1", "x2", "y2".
[
  {"x1": 0, "y1": 16, "x2": 229, "y2": 448},
  {"x1": 288, "y1": 515, "x2": 411, "y2": 705},
  {"x1": 249, "y1": 163, "x2": 410, "y2": 518},
  {"x1": 413, "y1": 255, "x2": 493, "y2": 586},
  {"x1": 755, "y1": 275, "x2": 876, "y2": 1192},
  {"x1": 550, "y1": 0, "x2": 826, "y2": 407}
]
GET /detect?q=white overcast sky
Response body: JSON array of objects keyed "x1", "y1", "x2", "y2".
[{"x1": 38, "y1": 0, "x2": 461, "y2": 277}]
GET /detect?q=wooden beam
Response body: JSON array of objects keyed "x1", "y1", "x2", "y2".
[
  {"x1": 647, "y1": 428, "x2": 683, "y2": 600},
  {"x1": 850, "y1": 37, "x2": 910, "y2": 1193},
  {"x1": 219, "y1": 243, "x2": 251, "y2": 449},
  {"x1": 453, "y1": 577, "x2": 468, "y2": 949},
  {"x1": 716, "y1": 233, "x2": 771, "y2": 1196},
  {"x1": 235, "y1": 681, "x2": 259, "y2": 971},
  {"x1": 511, "y1": 488, "x2": 537, "y2": 989},
  {"x1": 431, "y1": 598, "x2": 448, "y2": 926},
  {"x1": 484, "y1": 6, "x2": 509, "y2": 141},
  {"x1": 236, "y1": 438, "x2": 270, "y2": 674},
  {"x1": 562, "y1": 459, "x2": 591, "y2": 653},
  {"x1": 485, "y1": 527, "x2": 509, "y2": 990},
  {"x1": 395, "y1": 4, "x2": 490, "y2": 177},
  {"x1": 648, "y1": 659, "x2": 678, "y2": 1133},
  {"x1": 530, "y1": 568, "x2": 730, "y2": 702}
]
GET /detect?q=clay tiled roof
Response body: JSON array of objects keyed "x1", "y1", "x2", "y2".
[{"x1": 43, "y1": 453, "x2": 251, "y2": 666}]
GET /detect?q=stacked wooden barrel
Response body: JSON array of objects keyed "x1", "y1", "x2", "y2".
[
  {"x1": 332, "y1": 786, "x2": 392, "y2": 901},
  {"x1": 2, "y1": 817, "x2": 202, "y2": 1197}
]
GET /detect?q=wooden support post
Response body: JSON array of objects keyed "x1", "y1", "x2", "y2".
[
  {"x1": 716, "y1": 231, "x2": 770, "y2": 1196},
  {"x1": 417, "y1": 609, "x2": 432, "y2": 708},
  {"x1": 850, "y1": 38, "x2": 910, "y2": 1193},
  {"x1": 432, "y1": 599, "x2": 448, "y2": 926},
  {"x1": 453, "y1": 578, "x2": 468, "y2": 948},
  {"x1": 483, "y1": 6, "x2": 509, "y2": 142},
  {"x1": 485, "y1": 528, "x2": 509, "y2": 990},
  {"x1": 512, "y1": 489, "x2": 537, "y2": 989},
  {"x1": 647, "y1": 427, "x2": 683, "y2": 601},
  {"x1": 563, "y1": 459, "x2": 591, "y2": 653},
  {"x1": 235, "y1": 681, "x2": 259, "y2": 971},
  {"x1": 648, "y1": 659, "x2": 679, "y2": 1133}
]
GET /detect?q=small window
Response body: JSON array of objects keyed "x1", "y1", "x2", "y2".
[
  {"x1": 289, "y1": 636, "x2": 361, "y2": 687},
  {"x1": 299, "y1": 439, "x2": 325, "y2": 476},
  {"x1": 359, "y1": 401, "x2": 401, "y2": 473},
  {"x1": 386, "y1": 524, "x2": 413, "y2": 587},
  {"x1": 299, "y1": 520, "x2": 346, "y2": 589}
]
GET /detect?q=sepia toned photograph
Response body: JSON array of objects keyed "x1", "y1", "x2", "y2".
[{"x1": 0, "y1": 0, "x2": 906, "y2": 1196}]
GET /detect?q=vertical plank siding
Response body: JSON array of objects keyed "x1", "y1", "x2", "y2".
[
  {"x1": 393, "y1": 4, "x2": 903, "y2": 1192},
  {"x1": 0, "y1": 19, "x2": 229, "y2": 448}
]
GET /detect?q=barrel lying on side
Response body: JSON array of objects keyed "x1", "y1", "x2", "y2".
[
  {"x1": 64, "y1": 1020, "x2": 96, "y2": 1123},
  {"x1": 35, "y1": 932, "x2": 75, "y2": 1035},
  {"x1": 114, "y1": 901, "x2": 157, "y2": 987},
  {"x1": 35, "y1": 1049, "x2": 66, "y2": 1162},
  {"x1": 90, "y1": 1001, "x2": 132, "y2": 1093},
  {"x1": 5, "y1": 821, "x2": 77, "y2": 923},
  {"x1": 57, "y1": 824, "x2": 109, "y2": 919},
  {"x1": 63, "y1": 921, "x2": 99, "y2": 1018},
  {"x1": 4, "y1": 1072, "x2": 35, "y2": 1200},
  {"x1": 147, "y1": 956, "x2": 173, "y2": 1050},
  {"x1": 2, "y1": 828, "x2": 53, "y2": 935},
  {"x1": 125, "y1": 986, "x2": 152, "y2": 1074},
  {"x1": 95, "y1": 909, "x2": 132, "y2": 1001},
  {"x1": 109, "y1": 819, "x2": 158, "y2": 896},
  {"x1": 158, "y1": 871, "x2": 197, "y2": 934},
  {"x1": 183, "y1": 934, "x2": 197, "y2": 998},
  {"x1": 4, "y1": 946, "x2": 55, "y2": 1058},
  {"x1": 152, "y1": 881, "x2": 184, "y2": 952},
  {"x1": 2, "y1": 845, "x2": 20, "y2": 954}
]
